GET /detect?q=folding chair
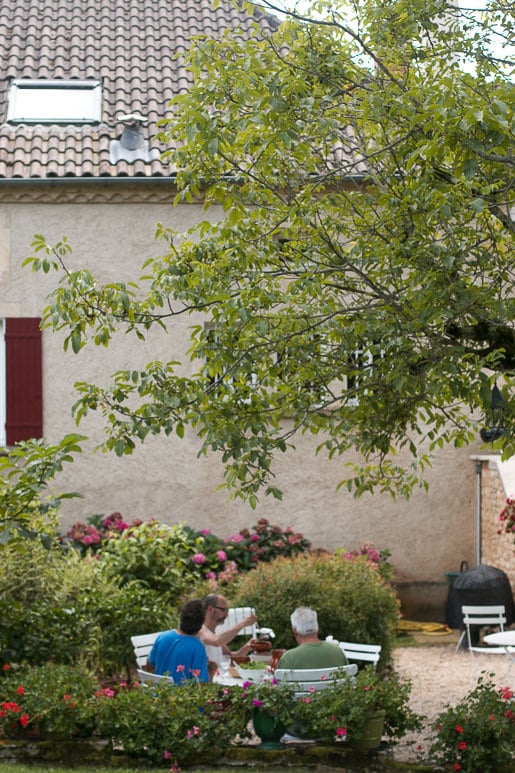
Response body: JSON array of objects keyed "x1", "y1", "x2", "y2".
[
  {"x1": 130, "y1": 631, "x2": 174, "y2": 685},
  {"x1": 215, "y1": 606, "x2": 258, "y2": 637},
  {"x1": 455, "y1": 605, "x2": 506, "y2": 653},
  {"x1": 325, "y1": 636, "x2": 381, "y2": 669}
]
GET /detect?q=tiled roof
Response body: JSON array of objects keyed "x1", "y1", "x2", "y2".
[{"x1": 0, "y1": 0, "x2": 279, "y2": 180}]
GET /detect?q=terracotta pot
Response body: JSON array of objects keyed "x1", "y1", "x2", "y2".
[
  {"x1": 231, "y1": 654, "x2": 250, "y2": 665},
  {"x1": 270, "y1": 649, "x2": 287, "y2": 671},
  {"x1": 251, "y1": 640, "x2": 272, "y2": 653}
]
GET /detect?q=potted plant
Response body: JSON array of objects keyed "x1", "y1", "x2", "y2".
[
  {"x1": 239, "y1": 675, "x2": 295, "y2": 748},
  {"x1": 0, "y1": 662, "x2": 98, "y2": 740},
  {"x1": 429, "y1": 677, "x2": 515, "y2": 772},
  {"x1": 282, "y1": 665, "x2": 422, "y2": 750}
]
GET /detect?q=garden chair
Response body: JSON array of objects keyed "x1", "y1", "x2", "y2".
[
  {"x1": 338, "y1": 641, "x2": 382, "y2": 669},
  {"x1": 455, "y1": 605, "x2": 507, "y2": 654},
  {"x1": 325, "y1": 636, "x2": 381, "y2": 669},
  {"x1": 274, "y1": 664, "x2": 357, "y2": 699},
  {"x1": 130, "y1": 631, "x2": 174, "y2": 685},
  {"x1": 215, "y1": 606, "x2": 258, "y2": 637}
]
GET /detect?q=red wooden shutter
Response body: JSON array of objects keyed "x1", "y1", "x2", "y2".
[{"x1": 5, "y1": 318, "x2": 42, "y2": 444}]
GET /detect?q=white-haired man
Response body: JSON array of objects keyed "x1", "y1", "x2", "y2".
[{"x1": 277, "y1": 607, "x2": 348, "y2": 669}]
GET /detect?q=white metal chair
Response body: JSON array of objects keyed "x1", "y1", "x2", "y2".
[
  {"x1": 338, "y1": 641, "x2": 382, "y2": 669},
  {"x1": 215, "y1": 606, "x2": 258, "y2": 637},
  {"x1": 455, "y1": 605, "x2": 507, "y2": 653},
  {"x1": 325, "y1": 636, "x2": 381, "y2": 669},
  {"x1": 130, "y1": 631, "x2": 175, "y2": 685},
  {"x1": 274, "y1": 664, "x2": 357, "y2": 699}
]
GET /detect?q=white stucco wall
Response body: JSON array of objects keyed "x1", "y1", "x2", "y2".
[{"x1": 0, "y1": 182, "x2": 486, "y2": 585}]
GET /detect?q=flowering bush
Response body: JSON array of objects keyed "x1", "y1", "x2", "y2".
[
  {"x1": 281, "y1": 666, "x2": 422, "y2": 745},
  {"x1": 335, "y1": 543, "x2": 394, "y2": 581},
  {"x1": 0, "y1": 662, "x2": 98, "y2": 739},
  {"x1": 498, "y1": 497, "x2": 515, "y2": 545},
  {"x1": 184, "y1": 518, "x2": 312, "y2": 583},
  {"x1": 64, "y1": 512, "x2": 141, "y2": 555},
  {"x1": 94, "y1": 679, "x2": 248, "y2": 766},
  {"x1": 429, "y1": 677, "x2": 515, "y2": 772}
]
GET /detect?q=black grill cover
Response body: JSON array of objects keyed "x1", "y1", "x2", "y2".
[{"x1": 445, "y1": 563, "x2": 515, "y2": 629}]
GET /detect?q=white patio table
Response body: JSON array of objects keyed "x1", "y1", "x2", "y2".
[{"x1": 483, "y1": 631, "x2": 515, "y2": 679}]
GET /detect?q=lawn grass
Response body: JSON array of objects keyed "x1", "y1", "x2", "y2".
[{"x1": 0, "y1": 765, "x2": 319, "y2": 773}]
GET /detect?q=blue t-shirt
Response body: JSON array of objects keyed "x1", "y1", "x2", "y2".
[{"x1": 148, "y1": 630, "x2": 209, "y2": 684}]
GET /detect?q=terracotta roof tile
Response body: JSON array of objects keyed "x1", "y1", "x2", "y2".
[{"x1": 0, "y1": 0, "x2": 279, "y2": 180}]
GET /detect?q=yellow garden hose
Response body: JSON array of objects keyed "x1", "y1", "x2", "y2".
[{"x1": 397, "y1": 620, "x2": 453, "y2": 636}]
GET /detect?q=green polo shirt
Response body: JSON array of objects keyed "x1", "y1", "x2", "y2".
[{"x1": 277, "y1": 641, "x2": 348, "y2": 670}]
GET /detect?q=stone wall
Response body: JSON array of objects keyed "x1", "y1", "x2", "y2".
[{"x1": 476, "y1": 455, "x2": 515, "y2": 586}]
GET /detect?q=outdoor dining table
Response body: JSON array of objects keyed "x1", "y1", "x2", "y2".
[
  {"x1": 483, "y1": 630, "x2": 515, "y2": 647},
  {"x1": 483, "y1": 630, "x2": 515, "y2": 678},
  {"x1": 213, "y1": 665, "x2": 245, "y2": 687}
]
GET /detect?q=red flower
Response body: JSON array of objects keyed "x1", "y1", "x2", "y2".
[
  {"x1": 453, "y1": 764, "x2": 461, "y2": 771},
  {"x1": 455, "y1": 724, "x2": 464, "y2": 733},
  {"x1": 458, "y1": 741, "x2": 467, "y2": 750},
  {"x1": 16, "y1": 686, "x2": 25, "y2": 696},
  {"x1": 2, "y1": 664, "x2": 11, "y2": 671},
  {"x1": 19, "y1": 714, "x2": 29, "y2": 727}
]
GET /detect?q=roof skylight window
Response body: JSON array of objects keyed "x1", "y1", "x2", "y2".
[{"x1": 7, "y1": 80, "x2": 102, "y2": 124}]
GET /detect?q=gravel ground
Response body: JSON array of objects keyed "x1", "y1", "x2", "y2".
[{"x1": 391, "y1": 641, "x2": 514, "y2": 764}]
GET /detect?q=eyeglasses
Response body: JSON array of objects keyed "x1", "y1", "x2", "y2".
[{"x1": 213, "y1": 605, "x2": 229, "y2": 612}]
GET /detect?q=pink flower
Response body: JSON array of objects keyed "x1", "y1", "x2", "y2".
[
  {"x1": 216, "y1": 550, "x2": 227, "y2": 562},
  {"x1": 95, "y1": 687, "x2": 115, "y2": 698},
  {"x1": 191, "y1": 553, "x2": 206, "y2": 565},
  {"x1": 252, "y1": 699, "x2": 263, "y2": 707},
  {"x1": 336, "y1": 726, "x2": 346, "y2": 737},
  {"x1": 200, "y1": 529, "x2": 212, "y2": 536},
  {"x1": 163, "y1": 751, "x2": 172, "y2": 760},
  {"x1": 227, "y1": 534, "x2": 244, "y2": 543},
  {"x1": 250, "y1": 534, "x2": 260, "y2": 542},
  {"x1": 176, "y1": 664, "x2": 185, "y2": 673}
]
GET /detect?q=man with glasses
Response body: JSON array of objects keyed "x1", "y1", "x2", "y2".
[{"x1": 200, "y1": 593, "x2": 259, "y2": 675}]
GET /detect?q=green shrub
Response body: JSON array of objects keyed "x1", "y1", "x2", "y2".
[
  {"x1": 0, "y1": 542, "x2": 180, "y2": 676},
  {"x1": 0, "y1": 542, "x2": 89, "y2": 666},
  {"x1": 98, "y1": 521, "x2": 203, "y2": 594},
  {"x1": 0, "y1": 662, "x2": 99, "y2": 739},
  {"x1": 232, "y1": 553, "x2": 400, "y2": 665},
  {"x1": 94, "y1": 680, "x2": 249, "y2": 765}
]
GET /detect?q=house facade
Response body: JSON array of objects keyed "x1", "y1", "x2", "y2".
[{"x1": 0, "y1": 0, "x2": 512, "y2": 617}]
